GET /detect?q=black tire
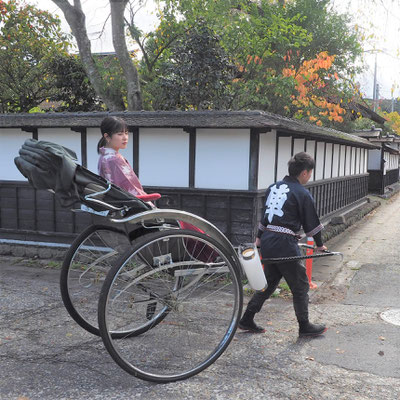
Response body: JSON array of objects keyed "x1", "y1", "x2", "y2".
[
  {"x1": 98, "y1": 229, "x2": 243, "y2": 383},
  {"x1": 60, "y1": 224, "x2": 133, "y2": 337}
]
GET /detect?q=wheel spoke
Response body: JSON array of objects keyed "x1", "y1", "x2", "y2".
[
  {"x1": 60, "y1": 226, "x2": 132, "y2": 336},
  {"x1": 98, "y1": 229, "x2": 242, "y2": 382}
]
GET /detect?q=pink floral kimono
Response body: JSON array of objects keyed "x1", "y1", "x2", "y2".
[{"x1": 98, "y1": 147, "x2": 147, "y2": 197}]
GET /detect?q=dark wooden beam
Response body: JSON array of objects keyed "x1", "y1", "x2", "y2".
[
  {"x1": 22, "y1": 127, "x2": 38, "y2": 140},
  {"x1": 249, "y1": 129, "x2": 260, "y2": 190},
  {"x1": 129, "y1": 126, "x2": 140, "y2": 176},
  {"x1": 71, "y1": 127, "x2": 87, "y2": 167},
  {"x1": 184, "y1": 127, "x2": 196, "y2": 188},
  {"x1": 274, "y1": 132, "x2": 280, "y2": 182}
]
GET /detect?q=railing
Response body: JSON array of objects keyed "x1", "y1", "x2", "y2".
[
  {"x1": 0, "y1": 174, "x2": 370, "y2": 246},
  {"x1": 306, "y1": 174, "x2": 369, "y2": 218},
  {"x1": 0, "y1": 181, "x2": 93, "y2": 243},
  {"x1": 0, "y1": 181, "x2": 262, "y2": 246},
  {"x1": 147, "y1": 187, "x2": 264, "y2": 245},
  {"x1": 383, "y1": 168, "x2": 399, "y2": 188}
]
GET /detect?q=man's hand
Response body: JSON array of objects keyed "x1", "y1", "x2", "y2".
[
  {"x1": 255, "y1": 237, "x2": 261, "y2": 248},
  {"x1": 315, "y1": 245, "x2": 328, "y2": 252}
]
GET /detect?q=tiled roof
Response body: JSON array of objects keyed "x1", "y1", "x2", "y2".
[
  {"x1": 382, "y1": 143, "x2": 400, "y2": 154},
  {"x1": 0, "y1": 110, "x2": 378, "y2": 148},
  {"x1": 352, "y1": 129, "x2": 381, "y2": 139}
]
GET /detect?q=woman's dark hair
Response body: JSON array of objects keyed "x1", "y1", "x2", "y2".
[
  {"x1": 288, "y1": 152, "x2": 315, "y2": 177},
  {"x1": 97, "y1": 116, "x2": 128, "y2": 153}
]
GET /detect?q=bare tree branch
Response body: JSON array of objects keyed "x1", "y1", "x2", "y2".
[
  {"x1": 93, "y1": 14, "x2": 111, "y2": 40},
  {"x1": 51, "y1": 0, "x2": 125, "y2": 110},
  {"x1": 110, "y1": 0, "x2": 142, "y2": 110}
]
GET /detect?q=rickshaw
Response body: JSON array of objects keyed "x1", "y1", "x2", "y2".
[{"x1": 15, "y1": 139, "x2": 339, "y2": 383}]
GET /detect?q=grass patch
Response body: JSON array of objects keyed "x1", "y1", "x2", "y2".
[
  {"x1": 242, "y1": 279, "x2": 292, "y2": 298},
  {"x1": 20, "y1": 258, "x2": 42, "y2": 268},
  {"x1": 271, "y1": 280, "x2": 292, "y2": 298},
  {"x1": 44, "y1": 261, "x2": 62, "y2": 269}
]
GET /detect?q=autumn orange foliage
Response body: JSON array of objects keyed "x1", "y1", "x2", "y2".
[
  {"x1": 383, "y1": 112, "x2": 400, "y2": 135},
  {"x1": 283, "y1": 52, "x2": 346, "y2": 125}
]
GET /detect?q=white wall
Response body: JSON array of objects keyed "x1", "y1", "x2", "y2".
[
  {"x1": 87, "y1": 127, "x2": 101, "y2": 173},
  {"x1": 258, "y1": 130, "x2": 276, "y2": 189},
  {"x1": 350, "y1": 147, "x2": 356, "y2": 175},
  {"x1": 293, "y1": 138, "x2": 305, "y2": 155},
  {"x1": 383, "y1": 151, "x2": 389, "y2": 174},
  {"x1": 324, "y1": 143, "x2": 333, "y2": 179},
  {"x1": 389, "y1": 154, "x2": 399, "y2": 170},
  {"x1": 276, "y1": 136, "x2": 292, "y2": 181},
  {"x1": 365, "y1": 149, "x2": 369, "y2": 172},
  {"x1": 0, "y1": 129, "x2": 31, "y2": 180},
  {"x1": 305, "y1": 140, "x2": 315, "y2": 181},
  {"x1": 38, "y1": 128, "x2": 82, "y2": 164},
  {"x1": 1, "y1": 124, "x2": 377, "y2": 190},
  {"x1": 356, "y1": 148, "x2": 361, "y2": 174},
  {"x1": 315, "y1": 142, "x2": 325, "y2": 180},
  {"x1": 196, "y1": 128, "x2": 250, "y2": 190},
  {"x1": 339, "y1": 145, "x2": 346, "y2": 176},
  {"x1": 332, "y1": 144, "x2": 340, "y2": 178},
  {"x1": 345, "y1": 146, "x2": 351, "y2": 175},
  {"x1": 383, "y1": 152, "x2": 398, "y2": 172},
  {"x1": 360, "y1": 148, "x2": 365, "y2": 174},
  {"x1": 368, "y1": 149, "x2": 381, "y2": 170},
  {"x1": 140, "y1": 128, "x2": 189, "y2": 187}
]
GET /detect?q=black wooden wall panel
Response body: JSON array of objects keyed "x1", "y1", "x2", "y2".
[{"x1": 0, "y1": 174, "x2": 375, "y2": 246}]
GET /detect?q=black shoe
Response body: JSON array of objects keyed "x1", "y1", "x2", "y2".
[
  {"x1": 299, "y1": 321, "x2": 327, "y2": 337},
  {"x1": 238, "y1": 319, "x2": 265, "y2": 333}
]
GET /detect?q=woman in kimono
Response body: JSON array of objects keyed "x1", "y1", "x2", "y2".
[
  {"x1": 239, "y1": 152, "x2": 328, "y2": 337},
  {"x1": 97, "y1": 116, "x2": 147, "y2": 198}
]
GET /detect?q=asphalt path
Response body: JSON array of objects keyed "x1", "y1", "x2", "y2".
[{"x1": 1, "y1": 194, "x2": 400, "y2": 399}]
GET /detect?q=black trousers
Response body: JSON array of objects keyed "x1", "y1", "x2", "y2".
[{"x1": 246, "y1": 260, "x2": 310, "y2": 323}]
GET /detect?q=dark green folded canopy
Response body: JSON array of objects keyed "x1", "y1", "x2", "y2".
[{"x1": 15, "y1": 139, "x2": 150, "y2": 213}]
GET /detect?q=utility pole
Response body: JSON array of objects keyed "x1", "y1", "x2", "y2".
[
  {"x1": 375, "y1": 84, "x2": 380, "y2": 111},
  {"x1": 373, "y1": 53, "x2": 377, "y2": 111}
]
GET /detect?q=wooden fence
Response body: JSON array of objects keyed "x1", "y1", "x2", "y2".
[
  {"x1": 307, "y1": 174, "x2": 369, "y2": 217},
  {"x1": 0, "y1": 174, "x2": 369, "y2": 246},
  {"x1": 383, "y1": 169, "x2": 399, "y2": 189}
]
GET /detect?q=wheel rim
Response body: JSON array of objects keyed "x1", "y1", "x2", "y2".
[
  {"x1": 100, "y1": 231, "x2": 242, "y2": 381},
  {"x1": 66, "y1": 228, "x2": 131, "y2": 331}
]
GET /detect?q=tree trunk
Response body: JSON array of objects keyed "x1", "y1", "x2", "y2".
[
  {"x1": 51, "y1": 0, "x2": 125, "y2": 111},
  {"x1": 110, "y1": 0, "x2": 142, "y2": 110}
]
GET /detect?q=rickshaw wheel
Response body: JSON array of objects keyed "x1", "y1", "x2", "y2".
[{"x1": 98, "y1": 229, "x2": 243, "y2": 382}]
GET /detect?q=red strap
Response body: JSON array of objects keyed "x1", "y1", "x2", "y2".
[
  {"x1": 136, "y1": 193, "x2": 161, "y2": 202},
  {"x1": 178, "y1": 221, "x2": 205, "y2": 234}
]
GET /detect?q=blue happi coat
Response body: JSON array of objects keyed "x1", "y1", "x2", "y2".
[{"x1": 257, "y1": 175, "x2": 323, "y2": 258}]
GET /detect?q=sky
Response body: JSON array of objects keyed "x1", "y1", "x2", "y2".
[
  {"x1": 26, "y1": 0, "x2": 400, "y2": 102},
  {"x1": 28, "y1": 0, "x2": 159, "y2": 52},
  {"x1": 332, "y1": 0, "x2": 400, "y2": 101}
]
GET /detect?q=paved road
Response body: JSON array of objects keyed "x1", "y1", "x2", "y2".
[{"x1": 1, "y1": 194, "x2": 400, "y2": 399}]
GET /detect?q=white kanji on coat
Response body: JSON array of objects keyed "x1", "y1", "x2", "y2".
[{"x1": 265, "y1": 184, "x2": 290, "y2": 223}]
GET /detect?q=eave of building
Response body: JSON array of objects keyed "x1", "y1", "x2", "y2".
[
  {"x1": 351, "y1": 131, "x2": 381, "y2": 139},
  {"x1": 382, "y1": 143, "x2": 400, "y2": 154},
  {"x1": 370, "y1": 138, "x2": 394, "y2": 143},
  {"x1": 0, "y1": 110, "x2": 378, "y2": 149}
]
